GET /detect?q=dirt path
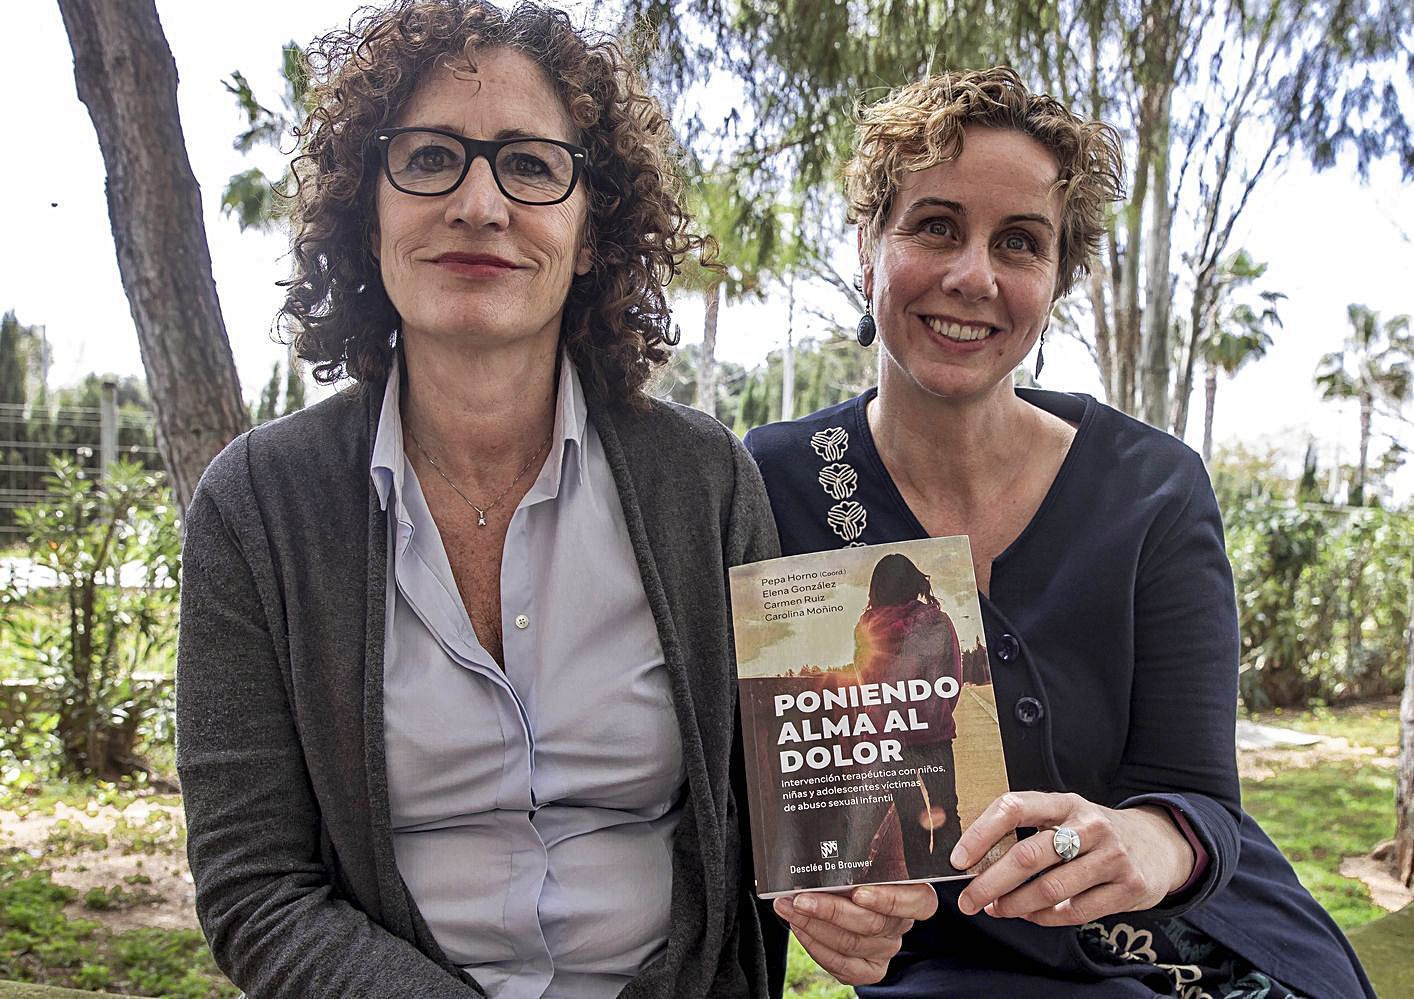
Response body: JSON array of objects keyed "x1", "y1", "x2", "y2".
[
  {"x1": 0, "y1": 797, "x2": 198, "y2": 934},
  {"x1": 1237, "y1": 734, "x2": 1399, "y2": 781}
]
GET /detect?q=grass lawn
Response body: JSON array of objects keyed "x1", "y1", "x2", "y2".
[
  {"x1": 781, "y1": 699, "x2": 1403, "y2": 997},
  {"x1": 0, "y1": 701, "x2": 1398, "y2": 998},
  {"x1": 0, "y1": 781, "x2": 231, "y2": 999}
]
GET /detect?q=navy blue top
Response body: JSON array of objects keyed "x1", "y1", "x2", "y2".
[{"x1": 745, "y1": 388, "x2": 1373, "y2": 999}]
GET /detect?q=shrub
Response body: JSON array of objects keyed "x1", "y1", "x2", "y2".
[
  {"x1": 1215, "y1": 449, "x2": 1412, "y2": 708},
  {"x1": 0, "y1": 457, "x2": 179, "y2": 780}
]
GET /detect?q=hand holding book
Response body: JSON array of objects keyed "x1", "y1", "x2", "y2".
[
  {"x1": 772, "y1": 882, "x2": 939, "y2": 985},
  {"x1": 951, "y1": 792, "x2": 1199, "y2": 925}
]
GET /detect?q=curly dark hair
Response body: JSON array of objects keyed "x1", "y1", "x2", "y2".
[{"x1": 279, "y1": 0, "x2": 706, "y2": 402}]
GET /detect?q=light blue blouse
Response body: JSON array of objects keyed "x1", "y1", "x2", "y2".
[{"x1": 370, "y1": 358, "x2": 683, "y2": 999}]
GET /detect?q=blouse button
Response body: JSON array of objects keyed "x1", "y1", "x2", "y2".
[
  {"x1": 514, "y1": 614, "x2": 530, "y2": 630},
  {"x1": 995, "y1": 634, "x2": 1020, "y2": 662},
  {"x1": 1015, "y1": 696, "x2": 1044, "y2": 726}
]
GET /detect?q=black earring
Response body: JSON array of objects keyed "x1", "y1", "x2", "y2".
[
  {"x1": 856, "y1": 305, "x2": 876, "y2": 347},
  {"x1": 1034, "y1": 329, "x2": 1046, "y2": 379}
]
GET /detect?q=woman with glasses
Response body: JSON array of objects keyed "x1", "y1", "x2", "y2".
[{"x1": 174, "y1": 2, "x2": 933, "y2": 997}]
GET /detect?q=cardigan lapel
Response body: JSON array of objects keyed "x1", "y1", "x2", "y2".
[{"x1": 586, "y1": 394, "x2": 723, "y2": 917}]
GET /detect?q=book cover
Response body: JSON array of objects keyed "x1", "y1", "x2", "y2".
[{"x1": 730, "y1": 536, "x2": 1014, "y2": 897}]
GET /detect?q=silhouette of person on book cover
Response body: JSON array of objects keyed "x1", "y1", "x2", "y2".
[{"x1": 852, "y1": 553, "x2": 964, "y2": 878}]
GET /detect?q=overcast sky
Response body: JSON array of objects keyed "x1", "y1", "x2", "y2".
[{"x1": 3, "y1": 1, "x2": 1411, "y2": 497}]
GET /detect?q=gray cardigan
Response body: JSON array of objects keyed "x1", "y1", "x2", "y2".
[{"x1": 175, "y1": 377, "x2": 781, "y2": 998}]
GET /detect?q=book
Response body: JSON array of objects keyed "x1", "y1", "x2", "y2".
[{"x1": 729, "y1": 536, "x2": 1014, "y2": 898}]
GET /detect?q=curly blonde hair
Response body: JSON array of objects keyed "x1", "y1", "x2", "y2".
[
  {"x1": 843, "y1": 67, "x2": 1125, "y2": 298},
  {"x1": 279, "y1": 0, "x2": 706, "y2": 402}
]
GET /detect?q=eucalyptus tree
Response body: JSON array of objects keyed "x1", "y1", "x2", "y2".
[
  {"x1": 1401, "y1": 587, "x2": 1414, "y2": 888},
  {"x1": 623, "y1": 0, "x2": 1413, "y2": 428},
  {"x1": 1192, "y1": 250, "x2": 1284, "y2": 461},
  {"x1": 1314, "y1": 305, "x2": 1413, "y2": 506},
  {"x1": 58, "y1": 0, "x2": 248, "y2": 511}
]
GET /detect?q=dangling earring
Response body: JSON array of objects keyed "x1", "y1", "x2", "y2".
[
  {"x1": 856, "y1": 303, "x2": 876, "y2": 347},
  {"x1": 1034, "y1": 329, "x2": 1046, "y2": 379}
]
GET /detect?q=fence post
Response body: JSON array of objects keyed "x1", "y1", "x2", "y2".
[{"x1": 100, "y1": 379, "x2": 118, "y2": 476}]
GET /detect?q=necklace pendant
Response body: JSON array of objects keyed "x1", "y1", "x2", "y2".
[{"x1": 476, "y1": 509, "x2": 487, "y2": 527}]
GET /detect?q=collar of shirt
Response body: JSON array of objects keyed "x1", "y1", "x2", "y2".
[{"x1": 369, "y1": 352, "x2": 590, "y2": 523}]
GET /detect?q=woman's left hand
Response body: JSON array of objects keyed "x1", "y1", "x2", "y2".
[
  {"x1": 950, "y1": 792, "x2": 1195, "y2": 926},
  {"x1": 773, "y1": 883, "x2": 938, "y2": 985}
]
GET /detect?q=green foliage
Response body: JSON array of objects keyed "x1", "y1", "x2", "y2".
[
  {"x1": 82, "y1": 883, "x2": 162, "y2": 912},
  {"x1": 111, "y1": 811, "x2": 182, "y2": 857},
  {"x1": 0, "y1": 852, "x2": 97, "y2": 981},
  {"x1": 0, "y1": 777, "x2": 170, "y2": 821},
  {"x1": 1202, "y1": 251, "x2": 1284, "y2": 377},
  {"x1": 251, "y1": 358, "x2": 307, "y2": 425},
  {"x1": 221, "y1": 42, "x2": 310, "y2": 233},
  {"x1": 0, "y1": 459, "x2": 179, "y2": 780},
  {"x1": 43, "y1": 821, "x2": 108, "y2": 858},
  {"x1": 1216, "y1": 449, "x2": 1412, "y2": 708},
  {"x1": 627, "y1": 0, "x2": 1413, "y2": 421},
  {"x1": 0, "y1": 312, "x2": 34, "y2": 410},
  {"x1": 732, "y1": 332, "x2": 876, "y2": 432}
]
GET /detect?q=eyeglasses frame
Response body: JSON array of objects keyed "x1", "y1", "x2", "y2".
[{"x1": 373, "y1": 127, "x2": 588, "y2": 206}]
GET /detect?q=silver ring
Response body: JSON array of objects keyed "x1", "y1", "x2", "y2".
[{"x1": 1052, "y1": 826, "x2": 1081, "y2": 863}]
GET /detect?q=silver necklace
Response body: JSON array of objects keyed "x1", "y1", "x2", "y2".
[{"x1": 407, "y1": 427, "x2": 552, "y2": 527}]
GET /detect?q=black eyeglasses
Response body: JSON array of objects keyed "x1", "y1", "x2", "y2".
[{"x1": 374, "y1": 127, "x2": 587, "y2": 206}]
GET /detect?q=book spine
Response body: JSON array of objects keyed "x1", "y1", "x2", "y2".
[{"x1": 737, "y1": 675, "x2": 774, "y2": 896}]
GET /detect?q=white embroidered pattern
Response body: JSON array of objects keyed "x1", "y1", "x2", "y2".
[
  {"x1": 1081, "y1": 922, "x2": 1213, "y2": 999},
  {"x1": 810, "y1": 427, "x2": 849, "y2": 462},
  {"x1": 818, "y1": 463, "x2": 859, "y2": 500},
  {"x1": 827, "y1": 501, "x2": 868, "y2": 542}
]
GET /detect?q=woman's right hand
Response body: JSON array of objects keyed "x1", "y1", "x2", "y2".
[
  {"x1": 772, "y1": 882, "x2": 938, "y2": 985},
  {"x1": 948, "y1": 791, "x2": 1195, "y2": 926}
]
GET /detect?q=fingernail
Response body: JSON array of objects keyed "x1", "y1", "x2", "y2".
[
  {"x1": 773, "y1": 897, "x2": 794, "y2": 919},
  {"x1": 854, "y1": 887, "x2": 876, "y2": 906},
  {"x1": 950, "y1": 846, "x2": 966, "y2": 867},
  {"x1": 795, "y1": 893, "x2": 818, "y2": 914},
  {"x1": 958, "y1": 896, "x2": 976, "y2": 916}
]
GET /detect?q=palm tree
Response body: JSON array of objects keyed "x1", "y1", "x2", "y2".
[
  {"x1": 221, "y1": 42, "x2": 311, "y2": 232},
  {"x1": 1199, "y1": 251, "x2": 1284, "y2": 462},
  {"x1": 222, "y1": 43, "x2": 312, "y2": 415},
  {"x1": 1314, "y1": 305, "x2": 1413, "y2": 505}
]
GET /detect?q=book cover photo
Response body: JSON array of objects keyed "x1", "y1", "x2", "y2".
[{"x1": 730, "y1": 536, "x2": 1014, "y2": 898}]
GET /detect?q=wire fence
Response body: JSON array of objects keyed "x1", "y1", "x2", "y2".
[{"x1": 0, "y1": 401, "x2": 161, "y2": 542}]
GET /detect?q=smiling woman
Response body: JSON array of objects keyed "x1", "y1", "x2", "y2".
[
  {"x1": 746, "y1": 67, "x2": 1377, "y2": 999},
  {"x1": 172, "y1": 3, "x2": 934, "y2": 998}
]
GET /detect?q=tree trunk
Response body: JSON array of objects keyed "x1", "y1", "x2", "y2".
[
  {"x1": 58, "y1": 0, "x2": 248, "y2": 513},
  {"x1": 1355, "y1": 390, "x2": 1372, "y2": 506},
  {"x1": 1140, "y1": 90, "x2": 1174, "y2": 429},
  {"x1": 781, "y1": 272, "x2": 796, "y2": 422},
  {"x1": 1114, "y1": 115, "x2": 1153, "y2": 418},
  {"x1": 1088, "y1": 270, "x2": 1115, "y2": 404},
  {"x1": 1202, "y1": 361, "x2": 1218, "y2": 462},
  {"x1": 1397, "y1": 549, "x2": 1414, "y2": 887},
  {"x1": 695, "y1": 281, "x2": 721, "y2": 417},
  {"x1": 1171, "y1": 281, "x2": 1210, "y2": 438}
]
